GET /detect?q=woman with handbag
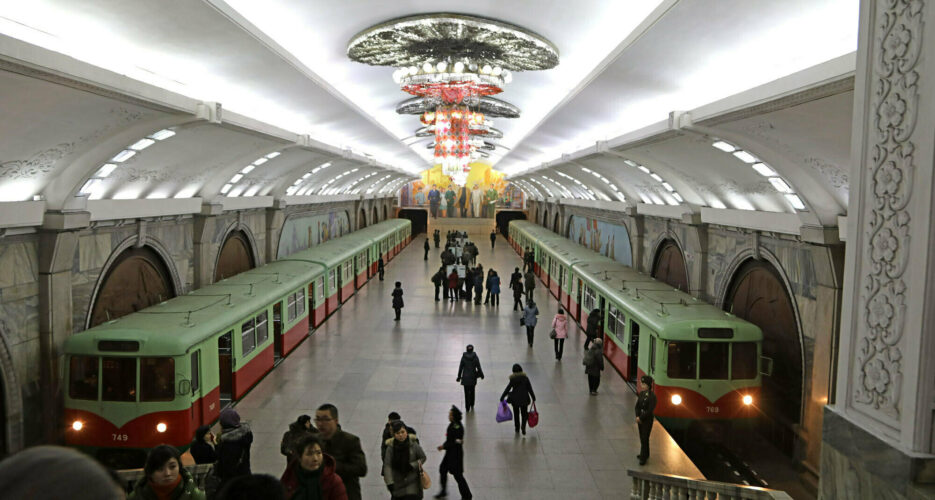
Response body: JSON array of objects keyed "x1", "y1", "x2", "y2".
[
  {"x1": 584, "y1": 338, "x2": 605, "y2": 395},
  {"x1": 433, "y1": 406, "x2": 472, "y2": 499},
  {"x1": 383, "y1": 420, "x2": 428, "y2": 499},
  {"x1": 550, "y1": 308, "x2": 568, "y2": 360},
  {"x1": 500, "y1": 364, "x2": 537, "y2": 435}
]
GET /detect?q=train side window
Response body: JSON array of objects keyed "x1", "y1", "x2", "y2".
[
  {"x1": 731, "y1": 342, "x2": 758, "y2": 379},
  {"x1": 102, "y1": 357, "x2": 137, "y2": 402},
  {"x1": 218, "y1": 331, "x2": 232, "y2": 353},
  {"x1": 616, "y1": 313, "x2": 626, "y2": 338},
  {"x1": 242, "y1": 318, "x2": 256, "y2": 355},
  {"x1": 296, "y1": 289, "x2": 306, "y2": 315},
  {"x1": 667, "y1": 342, "x2": 697, "y2": 379},
  {"x1": 140, "y1": 357, "x2": 175, "y2": 402},
  {"x1": 190, "y1": 352, "x2": 200, "y2": 394},
  {"x1": 69, "y1": 356, "x2": 99, "y2": 400},
  {"x1": 256, "y1": 311, "x2": 269, "y2": 345},
  {"x1": 329, "y1": 269, "x2": 337, "y2": 291},
  {"x1": 287, "y1": 292, "x2": 297, "y2": 321},
  {"x1": 699, "y1": 342, "x2": 729, "y2": 379},
  {"x1": 607, "y1": 305, "x2": 618, "y2": 336}
]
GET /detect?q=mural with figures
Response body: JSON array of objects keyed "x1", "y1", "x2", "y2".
[
  {"x1": 398, "y1": 163, "x2": 524, "y2": 218},
  {"x1": 567, "y1": 216, "x2": 633, "y2": 267},
  {"x1": 277, "y1": 210, "x2": 350, "y2": 258}
]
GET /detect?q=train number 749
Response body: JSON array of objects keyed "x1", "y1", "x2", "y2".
[{"x1": 112, "y1": 434, "x2": 129, "y2": 441}]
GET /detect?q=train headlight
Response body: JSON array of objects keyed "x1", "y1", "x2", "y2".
[
  {"x1": 742, "y1": 395, "x2": 753, "y2": 406},
  {"x1": 72, "y1": 421, "x2": 83, "y2": 431},
  {"x1": 670, "y1": 394, "x2": 682, "y2": 405},
  {"x1": 156, "y1": 422, "x2": 168, "y2": 433}
]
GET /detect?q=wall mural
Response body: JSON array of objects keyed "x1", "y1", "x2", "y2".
[
  {"x1": 567, "y1": 216, "x2": 633, "y2": 267},
  {"x1": 398, "y1": 163, "x2": 524, "y2": 217},
  {"x1": 277, "y1": 211, "x2": 350, "y2": 258}
]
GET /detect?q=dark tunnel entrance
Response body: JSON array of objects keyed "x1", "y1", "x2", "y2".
[
  {"x1": 496, "y1": 211, "x2": 526, "y2": 237},
  {"x1": 398, "y1": 209, "x2": 428, "y2": 234}
]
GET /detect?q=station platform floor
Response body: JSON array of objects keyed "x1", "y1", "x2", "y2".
[{"x1": 232, "y1": 233, "x2": 702, "y2": 499}]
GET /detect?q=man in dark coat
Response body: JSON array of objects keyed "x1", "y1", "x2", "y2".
[
  {"x1": 523, "y1": 247, "x2": 534, "y2": 272},
  {"x1": 456, "y1": 345, "x2": 484, "y2": 412},
  {"x1": 635, "y1": 376, "x2": 657, "y2": 466},
  {"x1": 424, "y1": 239, "x2": 430, "y2": 260},
  {"x1": 585, "y1": 308, "x2": 603, "y2": 350},
  {"x1": 380, "y1": 412, "x2": 418, "y2": 463},
  {"x1": 509, "y1": 267, "x2": 524, "y2": 311},
  {"x1": 392, "y1": 281, "x2": 404, "y2": 321},
  {"x1": 216, "y1": 409, "x2": 253, "y2": 487},
  {"x1": 489, "y1": 230, "x2": 497, "y2": 249},
  {"x1": 463, "y1": 267, "x2": 474, "y2": 302},
  {"x1": 432, "y1": 266, "x2": 446, "y2": 301},
  {"x1": 523, "y1": 269, "x2": 536, "y2": 300},
  {"x1": 316, "y1": 404, "x2": 367, "y2": 500},
  {"x1": 435, "y1": 406, "x2": 472, "y2": 499},
  {"x1": 433, "y1": 229, "x2": 440, "y2": 248}
]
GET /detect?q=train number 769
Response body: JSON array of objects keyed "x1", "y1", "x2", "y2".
[
  {"x1": 112, "y1": 434, "x2": 129, "y2": 441},
  {"x1": 706, "y1": 406, "x2": 720, "y2": 414}
]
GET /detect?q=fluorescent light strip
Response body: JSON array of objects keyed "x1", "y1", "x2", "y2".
[
  {"x1": 129, "y1": 138, "x2": 155, "y2": 151},
  {"x1": 149, "y1": 129, "x2": 176, "y2": 141},
  {"x1": 712, "y1": 141, "x2": 735, "y2": 152},
  {"x1": 111, "y1": 150, "x2": 136, "y2": 163}
]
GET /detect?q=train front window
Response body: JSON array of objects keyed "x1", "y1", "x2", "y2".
[
  {"x1": 69, "y1": 356, "x2": 99, "y2": 400},
  {"x1": 140, "y1": 358, "x2": 175, "y2": 402},
  {"x1": 102, "y1": 357, "x2": 136, "y2": 402},
  {"x1": 699, "y1": 342, "x2": 729, "y2": 380},
  {"x1": 667, "y1": 342, "x2": 697, "y2": 379},
  {"x1": 732, "y1": 342, "x2": 758, "y2": 379}
]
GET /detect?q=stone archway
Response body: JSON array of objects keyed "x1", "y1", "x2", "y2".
[
  {"x1": 88, "y1": 246, "x2": 177, "y2": 328},
  {"x1": 723, "y1": 259, "x2": 803, "y2": 457},
  {"x1": 372, "y1": 206, "x2": 379, "y2": 223},
  {"x1": 359, "y1": 208, "x2": 367, "y2": 229},
  {"x1": 0, "y1": 325, "x2": 22, "y2": 458},
  {"x1": 383, "y1": 205, "x2": 388, "y2": 221},
  {"x1": 552, "y1": 212, "x2": 561, "y2": 233},
  {"x1": 214, "y1": 230, "x2": 256, "y2": 282},
  {"x1": 652, "y1": 239, "x2": 689, "y2": 292},
  {"x1": 542, "y1": 210, "x2": 549, "y2": 228}
]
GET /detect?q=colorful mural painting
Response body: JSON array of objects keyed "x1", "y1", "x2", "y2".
[
  {"x1": 567, "y1": 216, "x2": 633, "y2": 267},
  {"x1": 399, "y1": 163, "x2": 524, "y2": 217},
  {"x1": 277, "y1": 210, "x2": 350, "y2": 258}
]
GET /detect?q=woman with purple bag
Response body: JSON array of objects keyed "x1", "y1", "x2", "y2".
[{"x1": 499, "y1": 364, "x2": 536, "y2": 435}]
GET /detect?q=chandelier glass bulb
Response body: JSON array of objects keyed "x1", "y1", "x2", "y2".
[
  {"x1": 422, "y1": 61, "x2": 434, "y2": 73},
  {"x1": 436, "y1": 61, "x2": 448, "y2": 72},
  {"x1": 454, "y1": 61, "x2": 464, "y2": 73}
]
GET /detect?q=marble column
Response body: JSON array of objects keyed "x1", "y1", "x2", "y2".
[
  {"x1": 265, "y1": 205, "x2": 285, "y2": 261},
  {"x1": 822, "y1": 0, "x2": 935, "y2": 498}
]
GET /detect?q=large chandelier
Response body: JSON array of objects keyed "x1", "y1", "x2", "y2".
[{"x1": 347, "y1": 13, "x2": 559, "y2": 185}]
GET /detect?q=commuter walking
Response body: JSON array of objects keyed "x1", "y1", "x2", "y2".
[
  {"x1": 551, "y1": 308, "x2": 568, "y2": 360},
  {"x1": 636, "y1": 376, "x2": 657, "y2": 465},
  {"x1": 214, "y1": 408, "x2": 253, "y2": 493},
  {"x1": 585, "y1": 308, "x2": 602, "y2": 350},
  {"x1": 129, "y1": 445, "x2": 205, "y2": 500},
  {"x1": 509, "y1": 267, "x2": 524, "y2": 311},
  {"x1": 280, "y1": 434, "x2": 348, "y2": 500},
  {"x1": 381, "y1": 413, "x2": 419, "y2": 466},
  {"x1": 434, "y1": 406, "x2": 472, "y2": 499},
  {"x1": 280, "y1": 414, "x2": 316, "y2": 464},
  {"x1": 473, "y1": 267, "x2": 484, "y2": 305},
  {"x1": 584, "y1": 338, "x2": 604, "y2": 395},
  {"x1": 432, "y1": 266, "x2": 445, "y2": 302},
  {"x1": 433, "y1": 230, "x2": 440, "y2": 248},
  {"x1": 424, "y1": 239, "x2": 430, "y2": 260},
  {"x1": 522, "y1": 299, "x2": 539, "y2": 348},
  {"x1": 316, "y1": 404, "x2": 368, "y2": 500},
  {"x1": 489, "y1": 271, "x2": 501, "y2": 306},
  {"x1": 382, "y1": 420, "x2": 427, "y2": 500},
  {"x1": 456, "y1": 345, "x2": 484, "y2": 412},
  {"x1": 428, "y1": 185, "x2": 441, "y2": 219},
  {"x1": 489, "y1": 230, "x2": 496, "y2": 249},
  {"x1": 378, "y1": 254, "x2": 385, "y2": 281},
  {"x1": 190, "y1": 425, "x2": 217, "y2": 464},
  {"x1": 392, "y1": 281, "x2": 404, "y2": 321},
  {"x1": 447, "y1": 268, "x2": 460, "y2": 302},
  {"x1": 523, "y1": 269, "x2": 536, "y2": 300},
  {"x1": 500, "y1": 364, "x2": 536, "y2": 436},
  {"x1": 463, "y1": 267, "x2": 474, "y2": 303}
]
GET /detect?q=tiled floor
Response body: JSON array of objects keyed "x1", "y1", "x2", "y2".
[{"x1": 233, "y1": 233, "x2": 702, "y2": 499}]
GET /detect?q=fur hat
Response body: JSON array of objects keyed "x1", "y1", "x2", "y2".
[{"x1": 219, "y1": 408, "x2": 241, "y2": 429}]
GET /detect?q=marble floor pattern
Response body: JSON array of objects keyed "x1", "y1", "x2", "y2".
[{"x1": 232, "y1": 232, "x2": 702, "y2": 499}]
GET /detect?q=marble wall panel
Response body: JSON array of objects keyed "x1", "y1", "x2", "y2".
[
  {"x1": 77, "y1": 233, "x2": 110, "y2": 272},
  {"x1": 0, "y1": 240, "x2": 38, "y2": 289}
]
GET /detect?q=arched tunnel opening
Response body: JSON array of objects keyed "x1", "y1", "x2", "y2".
[
  {"x1": 398, "y1": 208, "x2": 428, "y2": 234},
  {"x1": 495, "y1": 210, "x2": 526, "y2": 237}
]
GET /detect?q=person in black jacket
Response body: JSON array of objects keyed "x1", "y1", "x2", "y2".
[
  {"x1": 584, "y1": 308, "x2": 602, "y2": 350},
  {"x1": 190, "y1": 425, "x2": 217, "y2": 465},
  {"x1": 635, "y1": 375, "x2": 657, "y2": 465},
  {"x1": 509, "y1": 267, "x2": 524, "y2": 311},
  {"x1": 378, "y1": 254, "x2": 385, "y2": 281},
  {"x1": 432, "y1": 266, "x2": 445, "y2": 302},
  {"x1": 456, "y1": 345, "x2": 484, "y2": 412},
  {"x1": 500, "y1": 364, "x2": 536, "y2": 435},
  {"x1": 424, "y1": 239, "x2": 430, "y2": 260},
  {"x1": 316, "y1": 404, "x2": 368, "y2": 500},
  {"x1": 434, "y1": 406, "x2": 472, "y2": 499},
  {"x1": 215, "y1": 409, "x2": 253, "y2": 488},
  {"x1": 381, "y1": 412, "x2": 419, "y2": 465},
  {"x1": 392, "y1": 281, "x2": 404, "y2": 321},
  {"x1": 433, "y1": 230, "x2": 440, "y2": 248}
]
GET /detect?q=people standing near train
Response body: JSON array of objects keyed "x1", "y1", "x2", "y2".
[
  {"x1": 473, "y1": 267, "x2": 484, "y2": 305},
  {"x1": 432, "y1": 266, "x2": 445, "y2": 302},
  {"x1": 489, "y1": 230, "x2": 496, "y2": 249},
  {"x1": 378, "y1": 254, "x2": 385, "y2": 281},
  {"x1": 523, "y1": 269, "x2": 536, "y2": 301},
  {"x1": 445, "y1": 186, "x2": 456, "y2": 218},
  {"x1": 523, "y1": 247, "x2": 534, "y2": 272},
  {"x1": 381, "y1": 413, "x2": 419, "y2": 464},
  {"x1": 130, "y1": 444, "x2": 206, "y2": 500},
  {"x1": 428, "y1": 185, "x2": 441, "y2": 219},
  {"x1": 392, "y1": 281, "x2": 404, "y2": 321},
  {"x1": 280, "y1": 415, "x2": 316, "y2": 465},
  {"x1": 509, "y1": 267, "x2": 524, "y2": 311},
  {"x1": 456, "y1": 345, "x2": 484, "y2": 412},
  {"x1": 463, "y1": 267, "x2": 474, "y2": 303},
  {"x1": 447, "y1": 268, "x2": 460, "y2": 302},
  {"x1": 423, "y1": 239, "x2": 430, "y2": 260},
  {"x1": 281, "y1": 434, "x2": 348, "y2": 500},
  {"x1": 635, "y1": 376, "x2": 657, "y2": 466},
  {"x1": 488, "y1": 271, "x2": 500, "y2": 306},
  {"x1": 382, "y1": 420, "x2": 427, "y2": 500},
  {"x1": 215, "y1": 408, "x2": 253, "y2": 490},
  {"x1": 585, "y1": 309, "x2": 602, "y2": 350},
  {"x1": 522, "y1": 299, "x2": 539, "y2": 348},
  {"x1": 433, "y1": 406, "x2": 472, "y2": 499},
  {"x1": 316, "y1": 404, "x2": 367, "y2": 500},
  {"x1": 190, "y1": 425, "x2": 218, "y2": 464},
  {"x1": 433, "y1": 230, "x2": 440, "y2": 248},
  {"x1": 500, "y1": 364, "x2": 536, "y2": 436},
  {"x1": 551, "y1": 308, "x2": 568, "y2": 361},
  {"x1": 583, "y1": 338, "x2": 604, "y2": 395}
]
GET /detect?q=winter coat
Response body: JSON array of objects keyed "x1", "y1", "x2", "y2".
[
  {"x1": 583, "y1": 344, "x2": 605, "y2": 376},
  {"x1": 509, "y1": 272, "x2": 523, "y2": 297},
  {"x1": 439, "y1": 422, "x2": 465, "y2": 474},
  {"x1": 392, "y1": 288, "x2": 404, "y2": 309},
  {"x1": 522, "y1": 304, "x2": 539, "y2": 327},
  {"x1": 489, "y1": 275, "x2": 501, "y2": 294},
  {"x1": 431, "y1": 269, "x2": 446, "y2": 286},
  {"x1": 128, "y1": 467, "x2": 205, "y2": 500},
  {"x1": 382, "y1": 438, "x2": 427, "y2": 498},
  {"x1": 551, "y1": 315, "x2": 568, "y2": 339},
  {"x1": 190, "y1": 439, "x2": 217, "y2": 465},
  {"x1": 280, "y1": 454, "x2": 348, "y2": 500},
  {"x1": 281, "y1": 423, "x2": 316, "y2": 459},
  {"x1": 441, "y1": 250, "x2": 455, "y2": 266},
  {"x1": 448, "y1": 271, "x2": 459, "y2": 289},
  {"x1": 500, "y1": 372, "x2": 536, "y2": 407},
  {"x1": 216, "y1": 423, "x2": 253, "y2": 480},
  {"x1": 320, "y1": 428, "x2": 367, "y2": 500},
  {"x1": 586, "y1": 310, "x2": 602, "y2": 339},
  {"x1": 457, "y1": 351, "x2": 484, "y2": 386},
  {"x1": 524, "y1": 272, "x2": 536, "y2": 290}
]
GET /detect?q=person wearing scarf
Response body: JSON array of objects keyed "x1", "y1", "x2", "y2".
[
  {"x1": 129, "y1": 444, "x2": 205, "y2": 500},
  {"x1": 383, "y1": 420, "x2": 427, "y2": 499}
]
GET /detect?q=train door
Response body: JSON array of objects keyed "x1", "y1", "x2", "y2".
[
  {"x1": 190, "y1": 350, "x2": 206, "y2": 422},
  {"x1": 629, "y1": 320, "x2": 641, "y2": 381},
  {"x1": 218, "y1": 331, "x2": 233, "y2": 406},
  {"x1": 575, "y1": 278, "x2": 582, "y2": 320},
  {"x1": 273, "y1": 301, "x2": 283, "y2": 362}
]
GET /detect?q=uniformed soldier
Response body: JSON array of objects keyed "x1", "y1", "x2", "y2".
[{"x1": 635, "y1": 375, "x2": 657, "y2": 465}]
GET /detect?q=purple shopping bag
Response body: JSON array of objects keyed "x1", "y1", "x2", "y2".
[{"x1": 496, "y1": 400, "x2": 513, "y2": 423}]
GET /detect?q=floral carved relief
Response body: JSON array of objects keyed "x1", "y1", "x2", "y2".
[{"x1": 853, "y1": 0, "x2": 923, "y2": 422}]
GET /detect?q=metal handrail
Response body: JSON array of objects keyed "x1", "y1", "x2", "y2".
[
  {"x1": 628, "y1": 470, "x2": 794, "y2": 499},
  {"x1": 115, "y1": 463, "x2": 213, "y2": 493}
]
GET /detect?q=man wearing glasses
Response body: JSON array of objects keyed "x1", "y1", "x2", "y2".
[{"x1": 315, "y1": 403, "x2": 368, "y2": 500}]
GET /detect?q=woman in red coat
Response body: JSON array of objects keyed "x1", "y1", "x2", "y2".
[{"x1": 281, "y1": 434, "x2": 348, "y2": 500}]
